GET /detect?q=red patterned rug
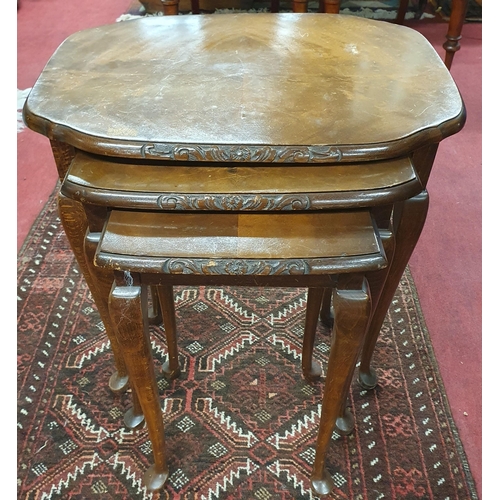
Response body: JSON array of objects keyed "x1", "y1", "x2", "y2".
[{"x1": 17, "y1": 191, "x2": 478, "y2": 499}]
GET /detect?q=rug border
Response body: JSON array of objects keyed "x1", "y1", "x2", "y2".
[{"x1": 403, "y1": 267, "x2": 479, "y2": 499}]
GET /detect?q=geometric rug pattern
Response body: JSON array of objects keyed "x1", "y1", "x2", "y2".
[{"x1": 18, "y1": 193, "x2": 478, "y2": 499}]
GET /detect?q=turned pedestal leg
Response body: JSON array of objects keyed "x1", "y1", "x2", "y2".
[
  {"x1": 162, "y1": 0, "x2": 179, "y2": 15},
  {"x1": 58, "y1": 192, "x2": 128, "y2": 392},
  {"x1": 317, "y1": 0, "x2": 341, "y2": 13},
  {"x1": 157, "y1": 285, "x2": 181, "y2": 380},
  {"x1": 310, "y1": 275, "x2": 371, "y2": 496},
  {"x1": 358, "y1": 191, "x2": 429, "y2": 390},
  {"x1": 108, "y1": 275, "x2": 169, "y2": 492},
  {"x1": 444, "y1": 0, "x2": 469, "y2": 69},
  {"x1": 396, "y1": 0, "x2": 410, "y2": 24},
  {"x1": 292, "y1": 0, "x2": 308, "y2": 12}
]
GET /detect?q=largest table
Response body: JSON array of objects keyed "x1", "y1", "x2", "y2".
[{"x1": 23, "y1": 13, "x2": 465, "y2": 495}]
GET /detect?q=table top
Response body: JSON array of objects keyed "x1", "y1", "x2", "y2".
[{"x1": 24, "y1": 13, "x2": 465, "y2": 163}]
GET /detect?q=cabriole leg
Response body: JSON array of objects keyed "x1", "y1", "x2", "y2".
[
  {"x1": 124, "y1": 385, "x2": 145, "y2": 430},
  {"x1": 108, "y1": 275, "x2": 169, "y2": 492},
  {"x1": 58, "y1": 192, "x2": 128, "y2": 392},
  {"x1": 148, "y1": 285, "x2": 163, "y2": 325},
  {"x1": 319, "y1": 287, "x2": 333, "y2": 328},
  {"x1": 310, "y1": 275, "x2": 371, "y2": 497},
  {"x1": 358, "y1": 191, "x2": 429, "y2": 390},
  {"x1": 157, "y1": 285, "x2": 181, "y2": 380},
  {"x1": 302, "y1": 287, "x2": 324, "y2": 382}
]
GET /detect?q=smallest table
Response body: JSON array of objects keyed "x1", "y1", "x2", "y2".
[{"x1": 95, "y1": 208, "x2": 390, "y2": 494}]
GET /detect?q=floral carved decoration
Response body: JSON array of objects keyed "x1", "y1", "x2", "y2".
[{"x1": 141, "y1": 143, "x2": 343, "y2": 163}]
